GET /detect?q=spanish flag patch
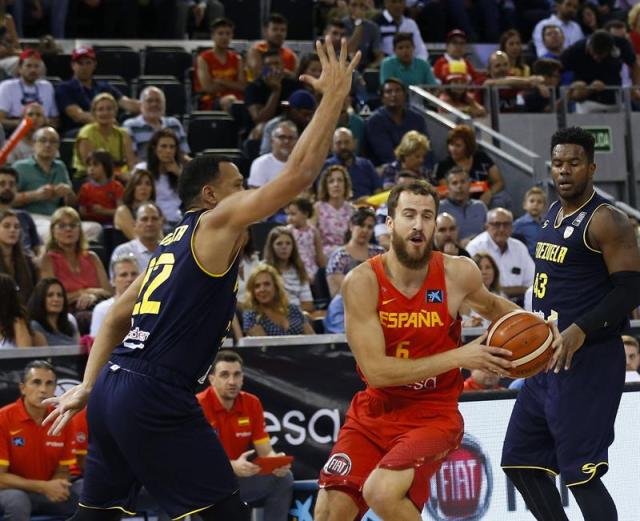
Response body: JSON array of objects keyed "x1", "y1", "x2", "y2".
[{"x1": 238, "y1": 417, "x2": 250, "y2": 427}]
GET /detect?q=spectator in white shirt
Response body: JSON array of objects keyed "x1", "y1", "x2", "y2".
[
  {"x1": 248, "y1": 120, "x2": 298, "y2": 188},
  {"x1": 90, "y1": 255, "x2": 139, "y2": 337},
  {"x1": 466, "y1": 207, "x2": 535, "y2": 304},
  {"x1": 372, "y1": 0, "x2": 428, "y2": 61},
  {"x1": 0, "y1": 49, "x2": 58, "y2": 131},
  {"x1": 533, "y1": 0, "x2": 584, "y2": 57},
  {"x1": 109, "y1": 203, "x2": 163, "y2": 277}
]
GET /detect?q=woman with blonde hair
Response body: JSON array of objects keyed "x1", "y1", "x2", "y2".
[
  {"x1": 262, "y1": 226, "x2": 314, "y2": 312},
  {"x1": 242, "y1": 264, "x2": 314, "y2": 336},
  {"x1": 380, "y1": 130, "x2": 433, "y2": 189},
  {"x1": 72, "y1": 93, "x2": 136, "y2": 181},
  {"x1": 40, "y1": 207, "x2": 111, "y2": 312},
  {"x1": 313, "y1": 164, "x2": 355, "y2": 256}
]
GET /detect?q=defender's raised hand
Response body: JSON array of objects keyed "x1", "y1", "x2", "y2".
[{"x1": 299, "y1": 38, "x2": 361, "y2": 100}]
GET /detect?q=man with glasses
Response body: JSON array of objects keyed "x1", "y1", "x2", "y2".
[
  {"x1": 0, "y1": 49, "x2": 58, "y2": 131},
  {"x1": 248, "y1": 120, "x2": 298, "y2": 189},
  {"x1": 466, "y1": 207, "x2": 535, "y2": 304},
  {"x1": 13, "y1": 127, "x2": 76, "y2": 239}
]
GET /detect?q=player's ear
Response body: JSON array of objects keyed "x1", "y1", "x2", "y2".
[{"x1": 202, "y1": 184, "x2": 218, "y2": 206}]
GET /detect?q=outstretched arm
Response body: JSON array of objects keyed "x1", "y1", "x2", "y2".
[
  {"x1": 205, "y1": 39, "x2": 361, "y2": 231},
  {"x1": 43, "y1": 272, "x2": 146, "y2": 434},
  {"x1": 343, "y1": 262, "x2": 513, "y2": 388}
]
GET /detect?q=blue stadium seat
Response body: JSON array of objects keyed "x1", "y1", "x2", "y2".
[
  {"x1": 95, "y1": 49, "x2": 141, "y2": 83},
  {"x1": 187, "y1": 112, "x2": 238, "y2": 153},
  {"x1": 143, "y1": 47, "x2": 193, "y2": 81}
]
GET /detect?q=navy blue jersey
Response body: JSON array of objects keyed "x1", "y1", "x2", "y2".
[
  {"x1": 111, "y1": 209, "x2": 239, "y2": 387},
  {"x1": 532, "y1": 191, "x2": 625, "y2": 340}
]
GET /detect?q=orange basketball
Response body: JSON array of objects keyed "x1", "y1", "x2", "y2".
[{"x1": 486, "y1": 310, "x2": 554, "y2": 378}]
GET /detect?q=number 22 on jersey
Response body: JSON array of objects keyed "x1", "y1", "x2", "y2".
[{"x1": 132, "y1": 253, "x2": 176, "y2": 316}]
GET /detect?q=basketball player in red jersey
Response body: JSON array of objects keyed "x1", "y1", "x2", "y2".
[{"x1": 316, "y1": 181, "x2": 544, "y2": 521}]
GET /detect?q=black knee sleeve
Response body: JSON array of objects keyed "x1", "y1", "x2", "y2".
[
  {"x1": 571, "y1": 478, "x2": 617, "y2": 521},
  {"x1": 199, "y1": 492, "x2": 251, "y2": 521},
  {"x1": 503, "y1": 468, "x2": 569, "y2": 521},
  {"x1": 66, "y1": 505, "x2": 123, "y2": 521}
]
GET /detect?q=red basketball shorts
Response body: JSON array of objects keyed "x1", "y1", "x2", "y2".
[{"x1": 319, "y1": 390, "x2": 463, "y2": 516}]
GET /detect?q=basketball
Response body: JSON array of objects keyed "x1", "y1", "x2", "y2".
[{"x1": 487, "y1": 310, "x2": 554, "y2": 378}]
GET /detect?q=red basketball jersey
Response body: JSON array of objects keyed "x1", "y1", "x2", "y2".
[{"x1": 363, "y1": 252, "x2": 463, "y2": 408}]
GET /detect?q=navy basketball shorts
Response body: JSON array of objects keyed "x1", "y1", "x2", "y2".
[
  {"x1": 80, "y1": 362, "x2": 238, "y2": 519},
  {"x1": 501, "y1": 338, "x2": 625, "y2": 487}
]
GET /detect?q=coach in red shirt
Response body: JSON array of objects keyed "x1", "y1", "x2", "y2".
[
  {"x1": 0, "y1": 360, "x2": 79, "y2": 521},
  {"x1": 197, "y1": 350, "x2": 293, "y2": 521}
]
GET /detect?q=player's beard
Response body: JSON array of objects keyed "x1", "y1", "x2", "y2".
[{"x1": 391, "y1": 229, "x2": 432, "y2": 270}]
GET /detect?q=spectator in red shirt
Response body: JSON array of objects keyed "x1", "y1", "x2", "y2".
[
  {"x1": 0, "y1": 360, "x2": 78, "y2": 521},
  {"x1": 433, "y1": 30, "x2": 485, "y2": 85},
  {"x1": 247, "y1": 13, "x2": 299, "y2": 82},
  {"x1": 463, "y1": 368, "x2": 506, "y2": 392},
  {"x1": 197, "y1": 350, "x2": 293, "y2": 521},
  {"x1": 77, "y1": 150, "x2": 124, "y2": 225},
  {"x1": 196, "y1": 17, "x2": 247, "y2": 112}
]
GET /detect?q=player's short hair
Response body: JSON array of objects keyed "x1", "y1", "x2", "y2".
[
  {"x1": 178, "y1": 155, "x2": 229, "y2": 208},
  {"x1": 22, "y1": 360, "x2": 56, "y2": 383},
  {"x1": 542, "y1": 23, "x2": 562, "y2": 38},
  {"x1": 524, "y1": 186, "x2": 547, "y2": 202},
  {"x1": 445, "y1": 165, "x2": 468, "y2": 183},
  {"x1": 210, "y1": 17, "x2": 234, "y2": 32},
  {"x1": 212, "y1": 349, "x2": 244, "y2": 372},
  {"x1": 586, "y1": 30, "x2": 614, "y2": 57},
  {"x1": 393, "y1": 32, "x2": 414, "y2": 48},
  {"x1": 387, "y1": 180, "x2": 439, "y2": 218},
  {"x1": 550, "y1": 127, "x2": 595, "y2": 163}
]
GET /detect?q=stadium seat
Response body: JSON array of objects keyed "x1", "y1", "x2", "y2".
[
  {"x1": 187, "y1": 113, "x2": 238, "y2": 153},
  {"x1": 230, "y1": 101, "x2": 252, "y2": 141},
  {"x1": 135, "y1": 77, "x2": 187, "y2": 116},
  {"x1": 42, "y1": 53, "x2": 72, "y2": 80},
  {"x1": 59, "y1": 138, "x2": 75, "y2": 172},
  {"x1": 93, "y1": 75, "x2": 131, "y2": 97},
  {"x1": 143, "y1": 47, "x2": 193, "y2": 81},
  {"x1": 95, "y1": 49, "x2": 141, "y2": 82}
]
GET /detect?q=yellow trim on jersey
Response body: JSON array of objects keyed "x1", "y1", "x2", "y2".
[
  {"x1": 172, "y1": 504, "x2": 214, "y2": 520},
  {"x1": 59, "y1": 458, "x2": 76, "y2": 466},
  {"x1": 501, "y1": 465, "x2": 559, "y2": 476},
  {"x1": 79, "y1": 503, "x2": 136, "y2": 515},
  {"x1": 253, "y1": 436, "x2": 270, "y2": 445},
  {"x1": 553, "y1": 190, "x2": 596, "y2": 229},
  {"x1": 73, "y1": 449, "x2": 88, "y2": 455},
  {"x1": 0, "y1": 459, "x2": 9, "y2": 466},
  {"x1": 582, "y1": 203, "x2": 610, "y2": 254},
  {"x1": 190, "y1": 212, "x2": 241, "y2": 278},
  {"x1": 566, "y1": 462, "x2": 609, "y2": 487}
]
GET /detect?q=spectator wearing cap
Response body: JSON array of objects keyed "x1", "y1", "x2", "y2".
[
  {"x1": 562, "y1": 30, "x2": 640, "y2": 112},
  {"x1": 433, "y1": 30, "x2": 485, "y2": 85},
  {"x1": 0, "y1": 50, "x2": 58, "y2": 131},
  {"x1": 533, "y1": 0, "x2": 584, "y2": 57},
  {"x1": 55, "y1": 46, "x2": 140, "y2": 135},
  {"x1": 323, "y1": 127, "x2": 381, "y2": 200},
  {"x1": 259, "y1": 90, "x2": 316, "y2": 155},
  {"x1": 363, "y1": 77, "x2": 427, "y2": 166},
  {"x1": 438, "y1": 61, "x2": 487, "y2": 118},
  {"x1": 123, "y1": 86, "x2": 190, "y2": 162},
  {"x1": 379, "y1": 32, "x2": 436, "y2": 87},
  {"x1": 195, "y1": 17, "x2": 246, "y2": 112},
  {"x1": 372, "y1": 0, "x2": 428, "y2": 61},
  {"x1": 248, "y1": 120, "x2": 297, "y2": 189},
  {"x1": 341, "y1": 0, "x2": 383, "y2": 71}
]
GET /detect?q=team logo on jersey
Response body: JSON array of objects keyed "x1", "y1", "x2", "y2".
[
  {"x1": 542, "y1": 219, "x2": 549, "y2": 228},
  {"x1": 76, "y1": 432, "x2": 87, "y2": 444},
  {"x1": 323, "y1": 453, "x2": 352, "y2": 476},
  {"x1": 572, "y1": 211, "x2": 587, "y2": 227},
  {"x1": 426, "y1": 290, "x2": 444, "y2": 303},
  {"x1": 12, "y1": 437, "x2": 24, "y2": 447},
  {"x1": 426, "y1": 434, "x2": 492, "y2": 521},
  {"x1": 563, "y1": 226, "x2": 574, "y2": 239}
]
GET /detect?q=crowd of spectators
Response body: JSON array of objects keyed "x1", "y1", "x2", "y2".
[{"x1": 0, "y1": 0, "x2": 638, "y2": 350}]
